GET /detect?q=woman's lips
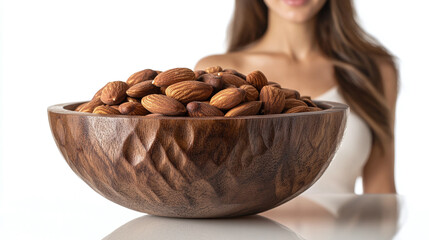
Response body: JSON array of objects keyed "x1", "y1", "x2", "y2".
[{"x1": 282, "y1": 0, "x2": 308, "y2": 7}]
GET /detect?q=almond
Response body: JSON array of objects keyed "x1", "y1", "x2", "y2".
[
  {"x1": 209, "y1": 88, "x2": 245, "y2": 110},
  {"x1": 205, "y1": 66, "x2": 222, "y2": 74},
  {"x1": 126, "y1": 69, "x2": 158, "y2": 87},
  {"x1": 100, "y1": 81, "x2": 129, "y2": 105},
  {"x1": 194, "y1": 70, "x2": 207, "y2": 79},
  {"x1": 141, "y1": 94, "x2": 187, "y2": 116},
  {"x1": 267, "y1": 81, "x2": 281, "y2": 88},
  {"x1": 127, "y1": 97, "x2": 139, "y2": 102},
  {"x1": 145, "y1": 113, "x2": 164, "y2": 118},
  {"x1": 165, "y1": 81, "x2": 213, "y2": 104},
  {"x1": 225, "y1": 101, "x2": 262, "y2": 117},
  {"x1": 223, "y1": 69, "x2": 246, "y2": 80},
  {"x1": 239, "y1": 84, "x2": 259, "y2": 102},
  {"x1": 92, "y1": 83, "x2": 108, "y2": 100},
  {"x1": 218, "y1": 72, "x2": 248, "y2": 87},
  {"x1": 301, "y1": 96, "x2": 318, "y2": 107},
  {"x1": 282, "y1": 88, "x2": 300, "y2": 99},
  {"x1": 224, "y1": 83, "x2": 237, "y2": 89},
  {"x1": 199, "y1": 74, "x2": 223, "y2": 92},
  {"x1": 308, "y1": 107, "x2": 323, "y2": 111},
  {"x1": 186, "y1": 101, "x2": 224, "y2": 117},
  {"x1": 260, "y1": 86, "x2": 286, "y2": 114},
  {"x1": 75, "y1": 67, "x2": 322, "y2": 117},
  {"x1": 246, "y1": 70, "x2": 268, "y2": 91},
  {"x1": 285, "y1": 106, "x2": 321, "y2": 113},
  {"x1": 152, "y1": 68, "x2": 196, "y2": 87},
  {"x1": 283, "y1": 99, "x2": 307, "y2": 111},
  {"x1": 75, "y1": 102, "x2": 87, "y2": 111},
  {"x1": 119, "y1": 102, "x2": 149, "y2": 115},
  {"x1": 285, "y1": 106, "x2": 311, "y2": 113},
  {"x1": 93, "y1": 105, "x2": 121, "y2": 115},
  {"x1": 126, "y1": 80, "x2": 159, "y2": 98},
  {"x1": 79, "y1": 97, "x2": 104, "y2": 113}
]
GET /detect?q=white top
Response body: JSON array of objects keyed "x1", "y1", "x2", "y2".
[{"x1": 303, "y1": 87, "x2": 373, "y2": 194}]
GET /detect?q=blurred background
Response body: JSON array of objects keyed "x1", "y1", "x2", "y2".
[{"x1": 0, "y1": 0, "x2": 428, "y2": 239}]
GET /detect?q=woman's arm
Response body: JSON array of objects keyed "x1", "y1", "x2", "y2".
[{"x1": 363, "y1": 60, "x2": 398, "y2": 193}]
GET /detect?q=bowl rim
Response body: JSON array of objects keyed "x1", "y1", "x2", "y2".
[{"x1": 47, "y1": 100, "x2": 348, "y2": 120}]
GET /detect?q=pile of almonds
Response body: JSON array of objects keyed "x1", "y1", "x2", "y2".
[{"x1": 75, "y1": 66, "x2": 322, "y2": 117}]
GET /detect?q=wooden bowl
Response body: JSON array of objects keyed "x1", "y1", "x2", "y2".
[{"x1": 48, "y1": 101, "x2": 348, "y2": 218}]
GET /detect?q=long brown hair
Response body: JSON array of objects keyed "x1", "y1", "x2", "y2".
[{"x1": 228, "y1": 0, "x2": 397, "y2": 151}]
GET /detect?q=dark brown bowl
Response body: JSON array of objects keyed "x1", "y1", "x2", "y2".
[{"x1": 48, "y1": 101, "x2": 347, "y2": 218}]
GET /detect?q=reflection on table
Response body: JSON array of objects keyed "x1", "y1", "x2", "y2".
[
  {"x1": 103, "y1": 194, "x2": 402, "y2": 240},
  {"x1": 261, "y1": 194, "x2": 402, "y2": 240}
]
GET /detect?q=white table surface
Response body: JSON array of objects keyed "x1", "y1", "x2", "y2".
[
  {"x1": 102, "y1": 194, "x2": 403, "y2": 240},
  {"x1": 1, "y1": 192, "x2": 425, "y2": 239}
]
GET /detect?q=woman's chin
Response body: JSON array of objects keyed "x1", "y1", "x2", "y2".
[
  {"x1": 282, "y1": 11, "x2": 315, "y2": 23},
  {"x1": 265, "y1": 0, "x2": 327, "y2": 23}
]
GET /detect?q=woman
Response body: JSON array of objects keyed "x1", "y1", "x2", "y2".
[{"x1": 195, "y1": 0, "x2": 398, "y2": 193}]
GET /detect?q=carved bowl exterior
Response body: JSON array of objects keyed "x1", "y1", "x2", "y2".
[{"x1": 48, "y1": 101, "x2": 348, "y2": 218}]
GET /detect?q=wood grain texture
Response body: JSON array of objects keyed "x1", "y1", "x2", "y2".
[{"x1": 48, "y1": 101, "x2": 348, "y2": 218}]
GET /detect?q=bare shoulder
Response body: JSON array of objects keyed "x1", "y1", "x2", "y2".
[
  {"x1": 375, "y1": 57, "x2": 399, "y2": 108},
  {"x1": 194, "y1": 53, "x2": 244, "y2": 71}
]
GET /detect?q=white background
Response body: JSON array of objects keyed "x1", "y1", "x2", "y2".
[{"x1": 0, "y1": 0, "x2": 428, "y2": 239}]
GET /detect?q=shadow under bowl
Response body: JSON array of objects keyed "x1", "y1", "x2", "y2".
[{"x1": 48, "y1": 100, "x2": 348, "y2": 218}]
